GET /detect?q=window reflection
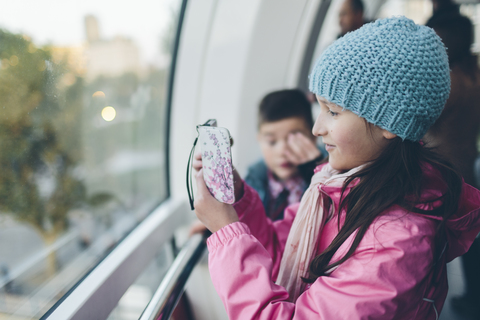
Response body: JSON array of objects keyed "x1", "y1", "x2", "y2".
[{"x1": 0, "y1": 1, "x2": 181, "y2": 318}]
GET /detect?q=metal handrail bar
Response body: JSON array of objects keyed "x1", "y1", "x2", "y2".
[{"x1": 139, "y1": 231, "x2": 208, "y2": 320}]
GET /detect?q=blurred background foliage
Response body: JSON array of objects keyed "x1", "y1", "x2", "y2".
[{"x1": 0, "y1": 29, "x2": 86, "y2": 244}]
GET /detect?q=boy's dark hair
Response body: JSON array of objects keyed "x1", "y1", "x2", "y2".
[{"x1": 258, "y1": 89, "x2": 313, "y2": 129}]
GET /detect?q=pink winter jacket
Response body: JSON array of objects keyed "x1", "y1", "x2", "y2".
[{"x1": 206, "y1": 164, "x2": 480, "y2": 319}]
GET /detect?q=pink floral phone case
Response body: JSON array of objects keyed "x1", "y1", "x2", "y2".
[{"x1": 197, "y1": 124, "x2": 235, "y2": 204}]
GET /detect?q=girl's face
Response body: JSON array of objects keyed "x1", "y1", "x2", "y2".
[{"x1": 313, "y1": 96, "x2": 396, "y2": 171}]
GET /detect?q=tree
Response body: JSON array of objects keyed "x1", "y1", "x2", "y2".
[{"x1": 0, "y1": 29, "x2": 86, "y2": 276}]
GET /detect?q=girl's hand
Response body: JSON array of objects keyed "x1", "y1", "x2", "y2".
[
  {"x1": 192, "y1": 152, "x2": 203, "y2": 172},
  {"x1": 193, "y1": 151, "x2": 244, "y2": 201},
  {"x1": 194, "y1": 169, "x2": 239, "y2": 233},
  {"x1": 285, "y1": 132, "x2": 321, "y2": 165}
]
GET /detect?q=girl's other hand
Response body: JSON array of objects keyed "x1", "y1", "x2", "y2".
[
  {"x1": 285, "y1": 132, "x2": 321, "y2": 165},
  {"x1": 188, "y1": 220, "x2": 208, "y2": 236},
  {"x1": 193, "y1": 151, "x2": 245, "y2": 201},
  {"x1": 194, "y1": 169, "x2": 239, "y2": 233}
]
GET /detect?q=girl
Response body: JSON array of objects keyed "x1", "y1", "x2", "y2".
[{"x1": 193, "y1": 17, "x2": 480, "y2": 319}]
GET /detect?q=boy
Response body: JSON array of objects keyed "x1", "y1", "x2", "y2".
[{"x1": 245, "y1": 89, "x2": 323, "y2": 221}]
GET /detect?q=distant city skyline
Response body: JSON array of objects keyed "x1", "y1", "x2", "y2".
[{"x1": 0, "y1": 0, "x2": 178, "y2": 67}]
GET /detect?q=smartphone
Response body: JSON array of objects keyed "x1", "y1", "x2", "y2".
[{"x1": 196, "y1": 120, "x2": 235, "y2": 204}]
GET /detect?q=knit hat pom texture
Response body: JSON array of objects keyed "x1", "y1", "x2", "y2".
[{"x1": 309, "y1": 16, "x2": 450, "y2": 141}]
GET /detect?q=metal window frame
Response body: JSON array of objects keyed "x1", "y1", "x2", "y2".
[
  {"x1": 297, "y1": 0, "x2": 332, "y2": 90},
  {"x1": 165, "y1": 0, "x2": 189, "y2": 199}
]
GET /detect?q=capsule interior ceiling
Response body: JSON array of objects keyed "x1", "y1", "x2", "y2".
[{"x1": 0, "y1": 0, "x2": 479, "y2": 319}]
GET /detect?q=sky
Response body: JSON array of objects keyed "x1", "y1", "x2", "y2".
[{"x1": 0, "y1": 0, "x2": 179, "y2": 65}]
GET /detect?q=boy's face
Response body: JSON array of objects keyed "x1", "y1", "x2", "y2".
[{"x1": 258, "y1": 118, "x2": 315, "y2": 181}]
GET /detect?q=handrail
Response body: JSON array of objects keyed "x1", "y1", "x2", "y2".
[{"x1": 139, "y1": 231, "x2": 208, "y2": 320}]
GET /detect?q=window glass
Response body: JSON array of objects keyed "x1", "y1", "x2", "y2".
[{"x1": 0, "y1": 0, "x2": 182, "y2": 317}]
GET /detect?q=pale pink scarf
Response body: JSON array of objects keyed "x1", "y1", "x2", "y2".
[{"x1": 275, "y1": 163, "x2": 364, "y2": 302}]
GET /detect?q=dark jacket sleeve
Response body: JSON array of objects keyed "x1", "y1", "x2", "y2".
[{"x1": 244, "y1": 159, "x2": 270, "y2": 209}]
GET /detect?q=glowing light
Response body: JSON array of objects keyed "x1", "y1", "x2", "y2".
[
  {"x1": 102, "y1": 106, "x2": 116, "y2": 121},
  {"x1": 10, "y1": 55, "x2": 18, "y2": 66},
  {"x1": 92, "y1": 91, "x2": 106, "y2": 98}
]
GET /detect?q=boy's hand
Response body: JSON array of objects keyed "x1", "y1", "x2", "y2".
[
  {"x1": 285, "y1": 132, "x2": 321, "y2": 165},
  {"x1": 194, "y1": 169, "x2": 239, "y2": 233}
]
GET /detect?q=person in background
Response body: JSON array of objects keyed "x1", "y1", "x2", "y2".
[
  {"x1": 245, "y1": 89, "x2": 324, "y2": 221},
  {"x1": 425, "y1": 14, "x2": 480, "y2": 189},
  {"x1": 338, "y1": 0, "x2": 365, "y2": 37},
  {"x1": 425, "y1": 13, "x2": 480, "y2": 318},
  {"x1": 426, "y1": 0, "x2": 460, "y2": 26}
]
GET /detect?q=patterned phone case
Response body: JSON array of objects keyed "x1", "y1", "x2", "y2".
[{"x1": 197, "y1": 125, "x2": 235, "y2": 204}]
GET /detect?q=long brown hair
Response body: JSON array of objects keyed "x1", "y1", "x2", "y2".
[{"x1": 305, "y1": 137, "x2": 462, "y2": 281}]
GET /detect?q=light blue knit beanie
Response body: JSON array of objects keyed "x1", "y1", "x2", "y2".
[{"x1": 309, "y1": 16, "x2": 450, "y2": 141}]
